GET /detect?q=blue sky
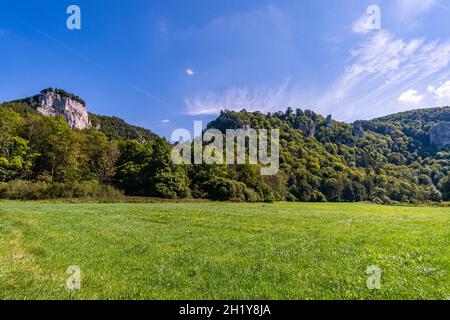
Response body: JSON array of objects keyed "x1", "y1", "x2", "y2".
[{"x1": 1, "y1": 0, "x2": 450, "y2": 137}]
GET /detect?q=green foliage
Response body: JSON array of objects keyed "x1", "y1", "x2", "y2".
[
  {"x1": 440, "y1": 175, "x2": 450, "y2": 201},
  {"x1": 27, "y1": 114, "x2": 80, "y2": 182},
  {"x1": 1, "y1": 91, "x2": 449, "y2": 203},
  {"x1": 201, "y1": 177, "x2": 258, "y2": 202},
  {"x1": 205, "y1": 107, "x2": 450, "y2": 203},
  {"x1": 80, "y1": 129, "x2": 119, "y2": 183},
  {"x1": 114, "y1": 139, "x2": 189, "y2": 199},
  {"x1": 0, "y1": 180, "x2": 122, "y2": 200},
  {"x1": 90, "y1": 114, "x2": 158, "y2": 141},
  {"x1": 148, "y1": 139, "x2": 189, "y2": 199},
  {"x1": 114, "y1": 140, "x2": 155, "y2": 195},
  {"x1": 0, "y1": 108, "x2": 37, "y2": 181}
]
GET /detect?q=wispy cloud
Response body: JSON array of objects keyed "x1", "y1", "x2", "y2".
[
  {"x1": 186, "y1": 28, "x2": 450, "y2": 120},
  {"x1": 186, "y1": 68, "x2": 194, "y2": 76},
  {"x1": 352, "y1": 5, "x2": 381, "y2": 34},
  {"x1": 182, "y1": 5, "x2": 302, "y2": 116},
  {"x1": 185, "y1": 78, "x2": 307, "y2": 116},
  {"x1": 319, "y1": 29, "x2": 450, "y2": 119},
  {"x1": 394, "y1": 0, "x2": 436, "y2": 28},
  {"x1": 183, "y1": 2, "x2": 449, "y2": 121},
  {"x1": 352, "y1": 15, "x2": 373, "y2": 34}
]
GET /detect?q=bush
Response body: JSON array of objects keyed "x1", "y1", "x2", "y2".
[
  {"x1": 204, "y1": 177, "x2": 262, "y2": 202},
  {"x1": 310, "y1": 191, "x2": 327, "y2": 202},
  {"x1": 0, "y1": 180, "x2": 48, "y2": 200},
  {"x1": 255, "y1": 184, "x2": 276, "y2": 203},
  {"x1": 371, "y1": 195, "x2": 392, "y2": 205},
  {"x1": 371, "y1": 197, "x2": 384, "y2": 204},
  {"x1": 153, "y1": 169, "x2": 189, "y2": 199},
  {"x1": 440, "y1": 175, "x2": 450, "y2": 201},
  {"x1": 243, "y1": 188, "x2": 260, "y2": 202},
  {"x1": 285, "y1": 192, "x2": 298, "y2": 202},
  {"x1": 0, "y1": 180, "x2": 122, "y2": 200}
]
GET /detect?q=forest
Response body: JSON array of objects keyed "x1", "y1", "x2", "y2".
[{"x1": 1, "y1": 96, "x2": 450, "y2": 203}]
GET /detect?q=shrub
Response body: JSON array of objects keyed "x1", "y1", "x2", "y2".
[
  {"x1": 310, "y1": 191, "x2": 327, "y2": 202},
  {"x1": 371, "y1": 197, "x2": 384, "y2": 204},
  {"x1": 440, "y1": 175, "x2": 450, "y2": 201},
  {"x1": 204, "y1": 177, "x2": 261, "y2": 202},
  {"x1": 0, "y1": 180, "x2": 122, "y2": 200}
]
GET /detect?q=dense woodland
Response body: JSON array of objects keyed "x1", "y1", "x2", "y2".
[{"x1": 1, "y1": 96, "x2": 450, "y2": 203}]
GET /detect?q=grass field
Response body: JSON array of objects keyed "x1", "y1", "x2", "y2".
[{"x1": 0, "y1": 201, "x2": 448, "y2": 300}]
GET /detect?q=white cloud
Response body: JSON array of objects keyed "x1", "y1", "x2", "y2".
[
  {"x1": 186, "y1": 69, "x2": 194, "y2": 76},
  {"x1": 398, "y1": 89, "x2": 423, "y2": 104},
  {"x1": 161, "y1": 119, "x2": 170, "y2": 124},
  {"x1": 352, "y1": 15, "x2": 372, "y2": 34},
  {"x1": 428, "y1": 80, "x2": 450, "y2": 100},
  {"x1": 352, "y1": 5, "x2": 381, "y2": 34}
]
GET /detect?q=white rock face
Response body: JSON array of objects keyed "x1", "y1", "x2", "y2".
[
  {"x1": 37, "y1": 91, "x2": 91, "y2": 129},
  {"x1": 430, "y1": 122, "x2": 450, "y2": 149}
]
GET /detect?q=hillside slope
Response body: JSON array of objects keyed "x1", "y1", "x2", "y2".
[
  {"x1": 207, "y1": 107, "x2": 450, "y2": 202},
  {"x1": 1, "y1": 88, "x2": 158, "y2": 142},
  {"x1": 1, "y1": 89, "x2": 449, "y2": 203}
]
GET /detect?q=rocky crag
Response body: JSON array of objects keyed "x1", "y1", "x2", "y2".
[
  {"x1": 36, "y1": 89, "x2": 91, "y2": 129},
  {"x1": 430, "y1": 122, "x2": 450, "y2": 149}
]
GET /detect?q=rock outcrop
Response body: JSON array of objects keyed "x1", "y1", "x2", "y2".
[
  {"x1": 353, "y1": 121, "x2": 365, "y2": 138},
  {"x1": 37, "y1": 90, "x2": 91, "y2": 129},
  {"x1": 430, "y1": 122, "x2": 450, "y2": 149},
  {"x1": 325, "y1": 115, "x2": 333, "y2": 129},
  {"x1": 296, "y1": 119, "x2": 316, "y2": 137}
]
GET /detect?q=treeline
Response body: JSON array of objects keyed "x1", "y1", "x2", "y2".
[
  {"x1": 0, "y1": 105, "x2": 184, "y2": 200},
  {"x1": 1, "y1": 103, "x2": 450, "y2": 203}
]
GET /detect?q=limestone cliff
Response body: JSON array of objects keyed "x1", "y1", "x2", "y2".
[
  {"x1": 353, "y1": 121, "x2": 365, "y2": 138},
  {"x1": 36, "y1": 90, "x2": 91, "y2": 129},
  {"x1": 430, "y1": 122, "x2": 450, "y2": 149}
]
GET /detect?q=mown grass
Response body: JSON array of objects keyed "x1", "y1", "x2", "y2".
[{"x1": 0, "y1": 202, "x2": 448, "y2": 300}]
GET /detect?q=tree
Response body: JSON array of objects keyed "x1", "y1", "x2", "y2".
[
  {"x1": 27, "y1": 115, "x2": 79, "y2": 182},
  {"x1": 114, "y1": 139, "x2": 189, "y2": 198},
  {"x1": 0, "y1": 137, "x2": 36, "y2": 181},
  {"x1": 114, "y1": 140, "x2": 153, "y2": 195},
  {"x1": 0, "y1": 108, "x2": 23, "y2": 157},
  {"x1": 440, "y1": 175, "x2": 450, "y2": 201},
  {"x1": 81, "y1": 130, "x2": 119, "y2": 183},
  {"x1": 0, "y1": 108, "x2": 36, "y2": 181},
  {"x1": 148, "y1": 139, "x2": 189, "y2": 199}
]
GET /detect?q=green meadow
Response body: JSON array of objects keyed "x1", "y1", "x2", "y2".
[{"x1": 0, "y1": 201, "x2": 448, "y2": 300}]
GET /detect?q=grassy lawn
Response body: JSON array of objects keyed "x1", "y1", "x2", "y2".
[{"x1": 0, "y1": 201, "x2": 448, "y2": 300}]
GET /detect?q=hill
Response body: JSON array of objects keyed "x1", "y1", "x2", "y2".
[
  {"x1": 89, "y1": 113, "x2": 158, "y2": 142},
  {"x1": 206, "y1": 107, "x2": 450, "y2": 203},
  {"x1": 1, "y1": 88, "x2": 449, "y2": 203},
  {"x1": 1, "y1": 88, "x2": 157, "y2": 141}
]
